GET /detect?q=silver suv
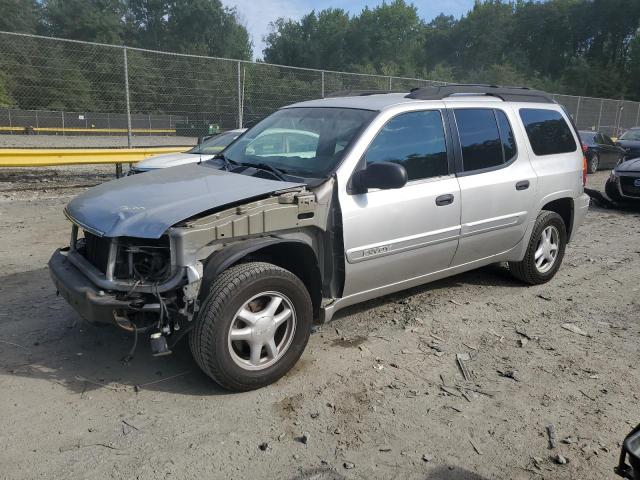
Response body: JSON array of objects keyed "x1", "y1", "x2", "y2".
[{"x1": 49, "y1": 85, "x2": 590, "y2": 391}]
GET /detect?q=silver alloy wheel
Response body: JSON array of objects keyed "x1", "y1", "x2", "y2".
[
  {"x1": 590, "y1": 155, "x2": 599, "y2": 172},
  {"x1": 227, "y1": 291, "x2": 296, "y2": 371},
  {"x1": 534, "y1": 225, "x2": 560, "y2": 273}
]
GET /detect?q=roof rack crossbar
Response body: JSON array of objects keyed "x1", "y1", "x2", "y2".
[
  {"x1": 326, "y1": 89, "x2": 405, "y2": 98},
  {"x1": 405, "y1": 84, "x2": 555, "y2": 103}
]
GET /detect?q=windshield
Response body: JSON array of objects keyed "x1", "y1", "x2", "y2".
[
  {"x1": 189, "y1": 131, "x2": 241, "y2": 155},
  {"x1": 620, "y1": 129, "x2": 640, "y2": 141},
  {"x1": 222, "y1": 107, "x2": 376, "y2": 178},
  {"x1": 579, "y1": 132, "x2": 595, "y2": 144}
]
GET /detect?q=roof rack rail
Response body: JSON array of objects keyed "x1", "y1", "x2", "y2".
[
  {"x1": 406, "y1": 84, "x2": 555, "y2": 103},
  {"x1": 326, "y1": 89, "x2": 405, "y2": 98}
]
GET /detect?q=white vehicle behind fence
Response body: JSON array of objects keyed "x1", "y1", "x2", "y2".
[{"x1": 130, "y1": 128, "x2": 246, "y2": 173}]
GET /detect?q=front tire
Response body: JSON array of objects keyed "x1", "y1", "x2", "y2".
[
  {"x1": 189, "y1": 262, "x2": 313, "y2": 391},
  {"x1": 587, "y1": 153, "x2": 599, "y2": 174},
  {"x1": 509, "y1": 211, "x2": 567, "y2": 285}
]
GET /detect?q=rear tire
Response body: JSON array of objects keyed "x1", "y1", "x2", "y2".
[
  {"x1": 587, "y1": 153, "x2": 599, "y2": 174},
  {"x1": 189, "y1": 262, "x2": 313, "y2": 391},
  {"x1": 509, "y1": 211, "x2": 567, "y2": 285}
]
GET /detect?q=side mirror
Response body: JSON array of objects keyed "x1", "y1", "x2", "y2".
[{"x1": 352, "y1": 161, "x2": 408, "y2": 194}]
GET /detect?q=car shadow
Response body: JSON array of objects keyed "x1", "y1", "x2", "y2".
[
  {"x1": 289, "y1": 466, "x2": 491, "y2": 480},
  {"x1": 0, "y1": 267, "x2": 229, "y2": 397},
  {"x1": 331, "y1": 262, "x2": 524, "y2": 322}
]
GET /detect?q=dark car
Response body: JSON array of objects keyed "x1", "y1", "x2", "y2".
[
  {"x1": 616, "y1": 424, "x2": 640, "y2": 479},
  {"x1": 605, "y1": 157, "x2": 640, "y2": 202},
  {"x1": 616, "y1": 127, "x2": 640, "y2": 161},
  {"x1": 579, "y1": 130, "x2": 626, "y2": 173}
]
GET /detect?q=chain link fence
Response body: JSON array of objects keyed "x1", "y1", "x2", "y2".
[{"x1": 1, "y1": 30, "x2": 639, "y2": 147}]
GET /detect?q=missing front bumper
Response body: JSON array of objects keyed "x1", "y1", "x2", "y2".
[{"x1": 49, "y1": 248, "x2": 140, "y2": 325}]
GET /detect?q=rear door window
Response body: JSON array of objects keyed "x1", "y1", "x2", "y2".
[
  {"x1": 519, "y1": 108, "x2": 577, "y2": 155},
  {"x1": 454, "y1": 108, "x2": 516, "y2": 172}
]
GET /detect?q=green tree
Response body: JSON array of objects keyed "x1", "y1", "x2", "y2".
[
  {"x1": 0, "y1": 74, "x2": 13, "y2": 107},
  {"x1": 166, "y1": 0, "x2": 252, "y2": 59},
  {"x1": 0, "y1": 0, "x2": 40, "y2": 33},
  {"x1": 124, "y1": 0, "x2": 168, "y2": 49},
  {"x1": 43, "y1": 0, "x2": 125, "y2": 44}
]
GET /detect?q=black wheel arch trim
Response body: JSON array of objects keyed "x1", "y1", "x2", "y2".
[{"x1": 200, "y1": 237, "x2": 323, "y2": 316}]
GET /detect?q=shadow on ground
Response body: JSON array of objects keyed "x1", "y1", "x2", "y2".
[
  {"x1": 331, "y1": 262, "x2": 522, "y2": 323},
  {"x1": 289, "y1": 466, "x2": 491, "y2": 480},
  {"x1": 0, "y1": 267, "x2": 227, "y2": 397}
]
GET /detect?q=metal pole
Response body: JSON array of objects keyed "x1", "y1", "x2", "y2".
[
  {"x1": 615, "y1": 102, "x2": 622, "y2": 136},
  {"x1": 121, "y1": 46, "x2": 133, "y2": 178},
  {"x1": 574, "y1": 97, "x2": 581, "y2": 127},
  {"x1": 8, "y1": 108, "x2": 11, "y2": 135},
  {"x1": 389, "y1": 76, "x2": 392, "y2": 91},
  {"x1": 237, "y1": 61, "x2": 242, "y2": 129},
  {"x1": 597, "y1": 99, "x2": 603, "y2": 131},
  {"x1": 636, "y1": 103, "x2": 640, "y2": 127},
  {"x1": 321, "y1": 71, "x2": 325, "y2": 98},
  {"x1": 61, "y1": 110, "x2": 65, "y2": 136},
  {"x1": 148, "y1": 114, "x2": 151, "y2": 136}
]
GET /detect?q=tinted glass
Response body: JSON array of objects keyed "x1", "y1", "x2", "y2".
[
  {"x1": 519, "y1": 108, "x2": 577, "y2": 155},
  {"x1": 602, "y1": 134, "x2": 615, "y2": 146},
  {"x1": 496, "y1": 110, "x2": 517, "y2": 162},
  {"x1": 620, "y1": 129, "x2": 640, "y2": 141},
  {"x1": 364, "y1": 110, "x2": 448, "y2": 181},
  {"x1": 287, "y1": 132, "x2": 319, "y2": 153},
  {"x1": 455, "y1": 109, "x2": 503, "y2": 171},
  {"x1": 579, "y1": 132, "x2": 595, "y2": 145},
  {"x1": 595, "y1": 133, "x2": 605, "y2": 145},
  {"x1": 223, "y1": 108, "x2": 376, "y2": 178},
  {"x1": 188, "y1": 131, "x2": 240, "y2": 155}
]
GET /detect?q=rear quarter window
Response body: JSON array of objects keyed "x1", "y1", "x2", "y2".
[{"x1": 519, "y1": 108, "x2": 577, "y2": 156}]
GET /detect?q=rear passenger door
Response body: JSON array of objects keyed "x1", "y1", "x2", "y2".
[{"x1": 448, "y1": 106, "x2": 538, "y2": 266}]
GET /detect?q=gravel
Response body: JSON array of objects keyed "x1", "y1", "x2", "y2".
[{"x1": 0, "y1": 171, "x2": 638, "y2": 479}]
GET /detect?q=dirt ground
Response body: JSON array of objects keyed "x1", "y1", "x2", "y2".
[{"x1": 0, "y1": 168, "x2": 638, "y2": 480}]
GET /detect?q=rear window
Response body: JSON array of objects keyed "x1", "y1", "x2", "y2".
[
  {"x1": 454, "y1": 108, "x2": 516, "y2": 172},
  {"x1": 519, "y1": 108, "x2": 577, "y2": 156}
]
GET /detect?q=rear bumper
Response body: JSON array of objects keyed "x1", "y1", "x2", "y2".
[
  {"x1": 49, "y1": 248, "x2": 132, "y2": 325},
  {"x1": 571, "y1": 193, "x2": 590, "y2": 241}
]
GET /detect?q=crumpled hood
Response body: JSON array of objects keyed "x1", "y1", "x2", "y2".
[
  {"x1": 66, "y1": 163, "x2": 304, "y2": 239},
  {"x1": 135, "y1": 151, "x2": 213, "y2": 170},
  {"x1": 616, "y1": 157, "x2": 640, "y2": 173}
]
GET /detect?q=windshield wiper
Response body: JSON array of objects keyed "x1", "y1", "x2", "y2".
[
  {"x1": 239, "y1": 162, "x2": 289, "y2": 181},
  {"x1": 208, "y1": 153, "x2": 239, "y2": 171}
]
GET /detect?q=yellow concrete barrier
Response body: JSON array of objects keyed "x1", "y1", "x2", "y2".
[{"x1": 0, "y1": 147, "x2": 188, "y2": 167}]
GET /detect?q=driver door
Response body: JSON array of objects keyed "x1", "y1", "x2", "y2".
[{"x1": 339, "y1": 109, "x2": 461, "y2": 297}]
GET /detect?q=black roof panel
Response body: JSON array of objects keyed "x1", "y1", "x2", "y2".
[{"x1": 406, "y1": 84, "x2": 555, "y2": 103}]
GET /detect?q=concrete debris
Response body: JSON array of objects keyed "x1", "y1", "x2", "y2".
[
  {"x1": 561, "y1": 323, "x2": 590, "y2": 337},
  {"x1": 546, "y1": 424, "x2": 557, "y2": 449},
  {"x1": 456, "y1": 353, "x2": 473, "y2": 381}
]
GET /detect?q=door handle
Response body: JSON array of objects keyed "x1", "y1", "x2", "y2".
[
  {"x1": 435, "y1": 194, "x2": 454, "y2": 206},
  {"x1": 515, "y1": 180, "x2": 530, "y2": 191}
]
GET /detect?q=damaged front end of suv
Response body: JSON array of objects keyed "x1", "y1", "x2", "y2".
[{"x1": 49, "y1": 163, "x2": 328, "y2": 356}]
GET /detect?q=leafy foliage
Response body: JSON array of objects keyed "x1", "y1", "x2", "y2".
[{"x1": 265, "y1": 0, "x2": 640, "y2": 101}]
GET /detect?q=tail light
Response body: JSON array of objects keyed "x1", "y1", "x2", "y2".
[
  {"x1": 581, "y1": 144, "x2": 588, "y2": 153},
  {"x1": 582, "y1": 155, "x2": 588, "y2": 186}
]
